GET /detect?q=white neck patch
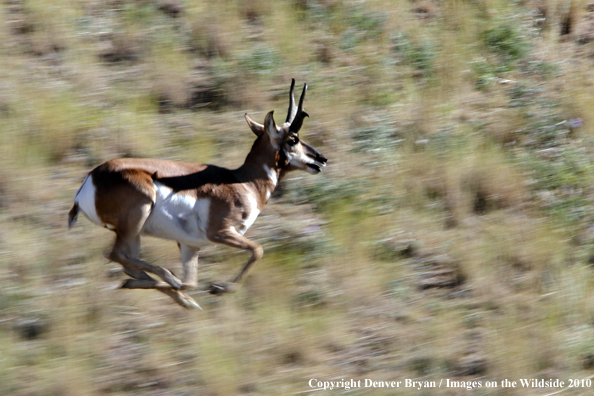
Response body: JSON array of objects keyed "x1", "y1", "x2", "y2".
[
  {"x1": 264, "y1": 164, "x2": 278, "y2": 186},
  {"x1": 264, "y1": 164, "x2": 278, "y2": 201}
]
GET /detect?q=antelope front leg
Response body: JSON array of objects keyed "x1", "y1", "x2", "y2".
[
  {"x1": 179, "y1": 244, "x2": 199, "y2": 290},
  {"x1": 207, "y1": 229, "x2": 263, "y2": 295}
]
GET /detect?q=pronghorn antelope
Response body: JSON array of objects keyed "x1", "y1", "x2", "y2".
[{"x1": 68, "y1": 79, "x2": 327, "y2": 309}]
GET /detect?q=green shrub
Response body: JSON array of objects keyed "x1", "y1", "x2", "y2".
[
  {"x1": 482, "y1": 23, "x2": 529, "y2": 64},
  {"x1": 470, "y1": 58, "x2": 497, "y2": 91},
  {"x1": 239, "y1": 45, "x2": 282, "y2": 75},
  {"x1": 339, "y1": 5, "x2": 386, "y2": 50},
  {"x1": 392, "y1": 32, "x2": 435, "y2": 77},
  {"x1": 351, "y1": 124, "x2": 402, "y2": 154},
  {"x1": 348, "y1": 7, "x2": 386, "y2": 38}
]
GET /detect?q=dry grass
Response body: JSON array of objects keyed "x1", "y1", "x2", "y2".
[{"x1": 2, "y1": 0, "x2": 594, "y2": 395}]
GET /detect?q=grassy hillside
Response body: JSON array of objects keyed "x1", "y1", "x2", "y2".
[{"x1": 2, "y1": 0, "x2": 594, "y2": 394}]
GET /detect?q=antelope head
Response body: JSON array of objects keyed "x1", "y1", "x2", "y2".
[{"x1": 245, "y1": 79, "x2": 327, "y2": 175}]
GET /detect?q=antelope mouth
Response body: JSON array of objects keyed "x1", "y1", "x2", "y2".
[{"x1": 307, "y1": 163, "x2": 322, "y2": 174}]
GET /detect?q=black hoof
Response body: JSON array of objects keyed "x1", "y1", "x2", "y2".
[
  {"x1": 208, "y1": 283, "x2": 227, "y2": 295},
  {"x1": 208, "y1": 282, "x2": 238, "y2": 295}
]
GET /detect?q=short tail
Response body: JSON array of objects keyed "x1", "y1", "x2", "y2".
[{"x1": 68, "y1": 203, "x2": 79, "y2": 229}]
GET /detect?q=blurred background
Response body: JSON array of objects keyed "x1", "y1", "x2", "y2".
[{"x1": 2, "y1": 0, "x2": 594, "y2": 394}]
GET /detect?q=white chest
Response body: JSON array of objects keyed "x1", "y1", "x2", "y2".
[{"x1": 237, "y1": 194, "x2": 260, "y2": 235}]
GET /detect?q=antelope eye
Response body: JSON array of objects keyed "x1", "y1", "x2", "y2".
[{"x1": 287, "y1": 136, "x2": 299, "y2": 146}]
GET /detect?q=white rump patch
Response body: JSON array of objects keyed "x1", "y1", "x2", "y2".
[{"x1": 74, "y1": 175, "x2": 103, "y2": 226}]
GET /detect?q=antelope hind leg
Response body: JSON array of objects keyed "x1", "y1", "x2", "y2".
[{"x1": 121, "y1": 278, "x2": 202, "y2": 310}]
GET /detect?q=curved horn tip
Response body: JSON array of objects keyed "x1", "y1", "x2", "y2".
[{"x1": 297, "y1": 83, "x2": 308, "y2": 110}]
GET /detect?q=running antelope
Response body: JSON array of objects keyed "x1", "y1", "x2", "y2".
[{"x1": 68, "y1": 80, "x2": 327, "y2": 309}]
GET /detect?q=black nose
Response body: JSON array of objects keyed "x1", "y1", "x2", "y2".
[{"x1": 318, "y1": 154, "x2": 327, "y2": 164}]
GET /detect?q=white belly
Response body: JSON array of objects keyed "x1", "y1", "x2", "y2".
[{"x1": 141, "y1": 183, "x2": 211, "y2": 247}]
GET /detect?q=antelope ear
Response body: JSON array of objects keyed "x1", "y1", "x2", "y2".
[
  {"x1": 245, "y1": 113, "x2": 265, "y2": 136},
  {"x1": 264, "y1": 110, "x2": 282, "y2": 140}
]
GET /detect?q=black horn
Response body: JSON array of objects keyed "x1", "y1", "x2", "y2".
[
  {"x1": 289, "y1": 83, "x2": 308, "y2": 134},
  {"x1": 285, "y1": 78, "x2": 297, "y2": 124}
]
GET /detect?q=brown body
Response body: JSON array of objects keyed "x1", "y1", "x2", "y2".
[{"x1": 68, "y1": 80, "x2": 327, "y2": 309}]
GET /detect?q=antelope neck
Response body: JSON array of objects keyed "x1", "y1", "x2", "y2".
[{"x1": 235, "y1": 150, "x2": 282, "y2": 209}]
